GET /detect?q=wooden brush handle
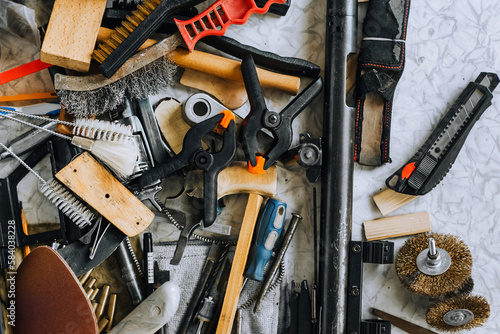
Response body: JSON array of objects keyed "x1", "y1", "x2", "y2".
[
  {"x1": 170, "y1": 48, "x2": 301, "y2": 95},
  {"x1": 95, "y1": 29, "x2": 301, "y2": 95}
]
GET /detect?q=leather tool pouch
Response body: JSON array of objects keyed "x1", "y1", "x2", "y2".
[{"x1": 354, "y1": 0, "x2": 411, "y2": 166}]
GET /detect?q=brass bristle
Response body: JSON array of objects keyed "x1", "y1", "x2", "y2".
[
  {"x1": 110, "y1": 32, "x2": 125, "y2": 44},
  {"x1": 100, "y1": 44, "x2": 115, "y2": 56},
  {"x1": 122, "y1": 21, "x2": 137, "y2": 33},
  {"x1": 395, "y1": 233, "x2": 472, "y2": 298},
  {"x1": 92, "y1": 49, "x2": 107, "y2": 64},
  {"x1": 138, "y1": 4, "x2": 154, "y2": 15},
  {"x1": 92, "y1": 0, "x2": 161, "y2": 63},
  {"x1": 115, "y1": 27, "x2": 130, "y2": 39},
  {"x1": 427, "y1": 295, "x2": 490, "y2": 332},
  {"x1": 132, "y1": 10, "x2": 146, "y2": 21},
  {"x1": 126, "y1": 14, "x2": 143, "y2": 27},
  {"x1": 104, "y1": 38, "x2": 120, "y2": 51}
]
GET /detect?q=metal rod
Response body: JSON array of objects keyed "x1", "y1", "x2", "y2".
[{"x1": 320, "y1": 0, "x2": 358, "y2": 332}]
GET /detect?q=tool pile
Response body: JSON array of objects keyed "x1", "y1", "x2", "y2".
[{"x1": 0, "y1": 0, "x2": 499, "y2": 333}]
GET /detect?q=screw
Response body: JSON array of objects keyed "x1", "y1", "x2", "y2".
[{"x1": 352, "y1": 244, "x2": 361, "y2": 253}]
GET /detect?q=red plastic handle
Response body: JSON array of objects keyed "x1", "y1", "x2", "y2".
[{"x1": 175, "y1": 0, "x2": 286, "y2": 51}]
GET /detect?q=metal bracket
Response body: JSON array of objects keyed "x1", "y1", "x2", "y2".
[{"x1": 347, "y1": 240, "x2": 394, "y2": 334}]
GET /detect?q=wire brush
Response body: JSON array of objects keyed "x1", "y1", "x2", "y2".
[
  {"x1": 55, "y1": 35, "x2": 180, "y2": 118},
  {"x1": 395, "y1": 232, "x2": 472, "y2": 298},
  {"x1": 0, "y1": 142, "x2": 94, "y2": 228},
  {"x1": 0, "y1": 109, "x2": 138, "y2": 179},
  {"x1": 426, "y1": 294, "x2": 490, "y2": 332}
]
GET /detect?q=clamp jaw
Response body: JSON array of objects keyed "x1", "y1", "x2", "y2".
[
  {"x1": 240, "y1": 54, "x2": 324, "y2": 173},
  {"x1": 138, "y1": 111, "x2": 236, "y2": 227}
]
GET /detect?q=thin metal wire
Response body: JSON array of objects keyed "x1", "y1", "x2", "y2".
[
  {"x1": 0, "y1": 112, "x2": 72, "y2": 141},
  {"x1": 0, "y1": 107, "x2": 75, "y2": 126},
  {"x1": 0, "y1": 142, "x2": 46, "y2": 184}
]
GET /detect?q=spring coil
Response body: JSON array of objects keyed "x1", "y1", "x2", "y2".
[
  {"x1": 154, "y1": 194, "x2": 236, "y2": 245},
  {"x1": 239, "y1": 259, "x2": 286, "y2": 310},
  {"x1": 124, "y1": 236, "x2": 144, "y2": 278}
]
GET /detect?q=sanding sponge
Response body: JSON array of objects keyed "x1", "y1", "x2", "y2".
[{"x1": 14, "y1": 246, "x2": 98, "y2": 334}]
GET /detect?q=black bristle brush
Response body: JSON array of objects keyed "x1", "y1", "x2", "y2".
[
  {"x1": 92, "y1": 0, "x2": 204, "y2": 78},
  {"x1": 395, "y1": 232, "x2": 472, "y2": 298},
  {"x1": 427, "y1": 294, "x2": 490, "y2": 332}
]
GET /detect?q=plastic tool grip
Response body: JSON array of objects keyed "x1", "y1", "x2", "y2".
[
  {"x1": 244, "y1": 198, "x2": 286, "y2": 281},
  {"x1": 175, "y1": 0, "x2": 287, "y2": 52}
]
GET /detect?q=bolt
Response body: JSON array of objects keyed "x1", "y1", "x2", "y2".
[
  {"x1": 352, "y1": 244, "x2": 361, "y2": 253},
  {"x1": 350, "y1": 287, "x2": 360, "y2": 296},
  {"x1": 268, "y1": 114, "x2": 279, "y2": 124}
]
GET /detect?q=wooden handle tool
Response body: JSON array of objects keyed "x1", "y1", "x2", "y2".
[
  {"x1": 55, "y1": 152, "x2": 154, "y2": 236},
  {"x1": 94, "y1": 29, "x2": 301, "y2": 95},
  {"x1": 216, "y1": 193, "x2": 264, "y2": 334}
]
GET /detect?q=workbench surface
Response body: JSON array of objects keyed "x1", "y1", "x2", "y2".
[{"x1": 1, "y1": 0, "x2": 499, "y2": 333}]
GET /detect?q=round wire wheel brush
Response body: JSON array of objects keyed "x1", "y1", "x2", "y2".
[
  {"x1": 427, "y1": 294, "x2": 490, "y2": 332},
  {"x1": 395, "y1": 233, "x2": 472, "y2": 297}
]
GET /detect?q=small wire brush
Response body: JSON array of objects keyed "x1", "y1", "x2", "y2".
[
  {"x1": 395, "y1": 232, "x2": 472, "y2": 298},
  {"x1": 426, "y1": 294, "x2": 490, "y2": 332},
  {"x1": 56, "y1": 35, "x2": 180, "y2": 118},
  {"x1": 0, "y1": 109, "x2": 138, "y2": 179},
  {"x1": 0, "y1": 142, "x2": 94, "y2": 228}
]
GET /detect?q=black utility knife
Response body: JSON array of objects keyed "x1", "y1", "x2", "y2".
[{"x1": 386, "y1": 72, "x2": 499, "y2": 196}]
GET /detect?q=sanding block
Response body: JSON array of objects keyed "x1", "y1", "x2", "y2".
[{"x1": 14, "y1": 246, "x2": 98, "y2": 334}]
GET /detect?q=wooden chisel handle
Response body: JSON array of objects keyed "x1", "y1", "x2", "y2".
[{"x1": 372, "y1": 308, "x2": 438, "y2": 334}]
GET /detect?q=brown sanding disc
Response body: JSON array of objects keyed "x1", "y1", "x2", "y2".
[{"x1": 14, "y1": 246, "x2": 97, "y2": 334}]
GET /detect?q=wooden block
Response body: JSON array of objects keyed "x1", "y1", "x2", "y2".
[
  {"x1": 41, "y1": 0, "x2": 107, "y2": 72},
  {"x1": 363, "y1": 212, "x2": 431, "y2": 241},
  {"x1": 216, "y1": 193, "x2": 264, "y2": 334},
  {"x1": 180, "y1": 69, "x2": 248, "y2": 110},
  {"x1": 55, "y1": 152, "x2": 154, "y2": 236},
  {"x1": 373, "y1": 188, "x2": 418, "y2": 216}
]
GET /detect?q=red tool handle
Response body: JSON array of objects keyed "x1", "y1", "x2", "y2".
[
  {"x1": 175, "y1": 0, "x2": 287, "y2": 52},
  {"x1": 0, "y1": 59, "x2": 52, "y2": 86}
]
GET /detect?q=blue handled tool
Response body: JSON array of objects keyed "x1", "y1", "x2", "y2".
[{"x1": 244, "y1": 198, "x2": 287, "y2": 281}]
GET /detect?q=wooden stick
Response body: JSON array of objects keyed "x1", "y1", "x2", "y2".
[
  {"x1": 55, "y1": 152, "x2": 154, "y2": 236},
  {"x1": 41, "y1": 0, "x2": 107, "y2": 72},
  {"x1": 171, "y1": 48, "x2": 301, "y2": 95},
  {"x1": 373, "y1": 188, "x2": 418, "y2": 216},
  {"x1": 216, "y1": 193, "x2": 264, "y2": 334},
  {"x1": 363, "y1": 212, "x2": 431, "y2": 241}
]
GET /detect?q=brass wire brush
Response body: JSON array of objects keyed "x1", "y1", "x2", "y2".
[
  {"x1": 426, "y1": 294, "x2": 490, "y2": 332},
  {"x1": 395, "y1": 233, "x2": 472, "y2": 298},
  {"x1": 92, "y1": 0, "x2": 204, "y2": 78}
]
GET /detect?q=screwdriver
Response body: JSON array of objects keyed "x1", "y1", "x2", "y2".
[{"x1": 244, "y1": 198, "x2": 287, "y2": 281}]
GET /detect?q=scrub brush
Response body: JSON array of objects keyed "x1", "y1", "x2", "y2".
[
  {"x1": 395, "y1": 233, "x2": 472, "y2": 298},
  {"x1": 427, "y1": 294, "x2": 490, "y2": 332},
  {"x1": 0, "y1": 142, "x2": 94, "y2": 228},
  {"x1": 0, "y1": 109, "x2": 138, "y2": 179}
]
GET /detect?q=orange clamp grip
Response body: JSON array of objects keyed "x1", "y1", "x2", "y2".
[{"x1": 248, "y1": 156, "x2": 266, "y2": 175}]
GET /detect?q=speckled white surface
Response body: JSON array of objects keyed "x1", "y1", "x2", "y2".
[{"x1": 1, "y1": 0, "x2": 500, "y2": 333}]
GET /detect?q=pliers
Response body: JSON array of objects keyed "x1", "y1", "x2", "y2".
[
  {"x1": 240, "y1": 54, "x2": 324, "y2": 173},
  {"x1": 138, "y1": 111, "x2": 236, "y2": 228}
]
